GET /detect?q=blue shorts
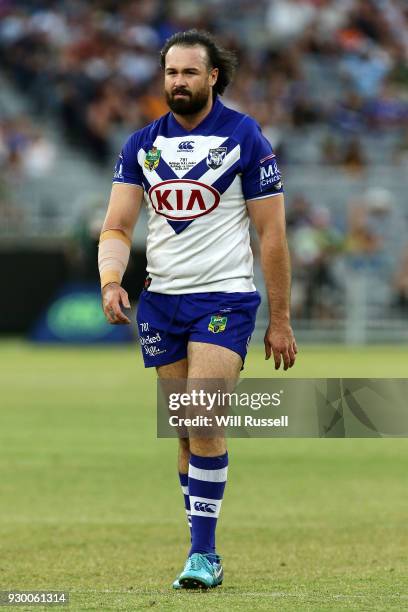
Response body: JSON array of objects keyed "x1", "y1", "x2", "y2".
[{"x1": 136, "y1": 290, "x2": 261, "y2": 368}]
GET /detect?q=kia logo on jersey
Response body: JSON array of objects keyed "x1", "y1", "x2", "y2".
[{"x1": 148, "y1": 180, "x2": 220, "y2": 221}]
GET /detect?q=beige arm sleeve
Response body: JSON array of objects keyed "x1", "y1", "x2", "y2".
[{"x1": 98, "y1": 229, "x2": 131, "y2": 289}]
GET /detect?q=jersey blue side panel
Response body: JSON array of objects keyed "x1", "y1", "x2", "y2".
[
  {"x1": 239, "y1": 116, "x2": 284, "y2": 201},
  {"x1": 112, "y1": 131, "x2": 144, "y2": 187}
]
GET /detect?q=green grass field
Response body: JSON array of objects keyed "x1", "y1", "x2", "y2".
[{"x1": 0, "y1": 341, "x2": 407, "y2": 610}]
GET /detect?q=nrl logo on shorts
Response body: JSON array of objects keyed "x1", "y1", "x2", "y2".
[
  {"x1": 207, "y1": 147, "x2": 227, "y2": 170},
  {"x1": 208, "y1": 315, "x2": 228, "y2": 333},
  {"x1": 144, "y1": 146, "x2": 161, "y2": 171}
]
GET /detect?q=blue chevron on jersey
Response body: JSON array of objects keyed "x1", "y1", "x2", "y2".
[
  {"x1": 112, "y1": 96, "x2": 284, "y2": 294},
  {"x1": 183, "y1": 137, "x2": 236, "y2": 181}
]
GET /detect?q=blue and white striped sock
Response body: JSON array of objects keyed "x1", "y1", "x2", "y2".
[
  {"x1": 188, "y1": 451, "x2": 228, "y2": 557},
  {"x1": 179, "y1": 472, "x2": 192, "y2": 537}
]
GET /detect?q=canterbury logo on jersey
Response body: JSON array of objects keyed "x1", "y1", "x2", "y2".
[
  {"x1": 193, "y1": 501, "x2": 217, "y2": 513},
  {"x1": 148, "y1": 179, "x2": 220, "y2": 221},
  {"x1": 177, "y1": 141, "x2": 194, "y2": 151}
]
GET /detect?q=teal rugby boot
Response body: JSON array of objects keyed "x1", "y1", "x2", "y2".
[{"x1": 177, "y1": 553, "x2": 223, "y2": 589}]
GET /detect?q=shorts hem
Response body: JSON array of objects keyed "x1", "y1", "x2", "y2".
[{"x1": 141, "y1": 351, "x2": 187, "y2": 369}]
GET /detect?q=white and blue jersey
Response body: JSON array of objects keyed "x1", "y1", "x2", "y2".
[{"x1": 113, "y1": 96, "x2": 283, "y2": 295}]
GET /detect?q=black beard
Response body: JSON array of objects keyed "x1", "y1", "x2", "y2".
[{"x1": 166, "y1": 88, "x2": 210, "y2": 116}]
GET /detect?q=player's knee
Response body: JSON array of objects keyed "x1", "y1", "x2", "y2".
[{"x1": 189, "y1": 437, "x2": 227, "y2": 457}]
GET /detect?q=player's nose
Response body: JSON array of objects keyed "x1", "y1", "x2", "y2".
[{"x1": 172, "y1": 75, "x2": 188, "y2": 89}]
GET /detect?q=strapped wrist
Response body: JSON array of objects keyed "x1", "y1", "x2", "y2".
[{"x1": 98, "y1": 229, "x2": 131, "y2": 289}]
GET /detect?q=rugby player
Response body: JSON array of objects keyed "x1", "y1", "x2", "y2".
[{"x1": 98, "y1": 30, "x2": 297, "y2": 589}]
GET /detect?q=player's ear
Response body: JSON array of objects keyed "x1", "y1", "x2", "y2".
[{"x1": 209, "y1": 67, "x2": 219, "y2": 86}]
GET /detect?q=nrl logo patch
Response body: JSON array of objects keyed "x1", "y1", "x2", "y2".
[
  {"x1": 207, "y1": 147, "x2": 227, "y2": 170},
  {"x1": 208, "y1": 315, "x2": 228, "y2": 334},
  {"x1": 144, "y1": 146, "x2": 161, "y2": 171}
]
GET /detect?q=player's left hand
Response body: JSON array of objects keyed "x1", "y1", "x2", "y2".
[{"x1": 264, "y1": 322, "x2": 297, "y2": 370}]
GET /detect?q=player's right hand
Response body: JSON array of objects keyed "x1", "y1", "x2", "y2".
[{"x1": 102, "y1": 282, "x2": 131, "y2": 324}]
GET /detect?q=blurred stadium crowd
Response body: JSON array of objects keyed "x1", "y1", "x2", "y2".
[
  {"x1": 0, "y1": 0, "x2": 407, "y2": 322},
  {"x1": 1, "y1": 0, "x2": 408, "y2": 163}
]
